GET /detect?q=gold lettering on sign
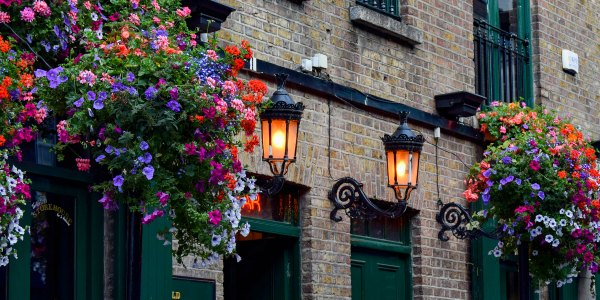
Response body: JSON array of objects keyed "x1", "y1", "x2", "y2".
[
  {"x1": 33, "y1": 203, "x2": 73, "y2": 226},
  {"x1": 171, "y1": 291, "x2": 181, "y2": 299}
]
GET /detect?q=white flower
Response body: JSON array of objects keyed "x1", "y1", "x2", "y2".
[
  {"x1": 560, "y1": 209, "x2": 565, "y2": 214},
  {"x1": 0, "y1": 257, "x2": 8, "y2": 267},
  {"x1": 0, "y1": 186, "x2": 5, "y2": 196},
  {"x1": 535, "y1": 214, "x2": 543, "y2": 222},
  {"x1": 543, "y1": 216, "x2": 550, "y2": 224},
  {"x1": 240, "y1": 222, "x2": 250, "y2": 237},
  {"x1": 90, "y1": 12, "x2": 98, "y2": 21},
  {"x1": 532, "y1": 250, "x2": 538, "y2": 256},
  {"x1": 552, "y1": 239, "x2": 560, "y2": 247},
  {"x1": 492, "y1": 249, "x2": 502, "y2": 257},
  {"x1": 565, "y1": 210, "x2": 573, "y2": 218},
  {"x1": 7, "y1": 235, "x2": 17, "y2": 245},
  {"x1": 6, "y1": 177, "x2": 17, "y2": 188},
  {"x1": 211, "y1": 233, "x2": 222, "y2": 247},
  {"x1": 545, "y1": 234, "x2": 554, "y2": 243},
  {"x1": 557, "y1": 280, "x2": 564, "y2": 288},
  {"x1": 560, "y1": 219, "x2": 567, "y2": 227},
  {"x1": 235, "y1": 254, "x2": 242, "y2": 262},
  {"x1": 549, "y1": 219, "x2": 557, "y2": 229}
]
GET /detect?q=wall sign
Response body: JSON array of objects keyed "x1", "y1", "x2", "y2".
[{"x1": 562, "y1": 49, "x2": 579, "y2": 75}]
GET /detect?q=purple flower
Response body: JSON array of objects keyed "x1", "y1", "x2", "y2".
[
  {"x1": 142, "y1": 166, "x2": 154, "y2": 180},
  {"x1": 98, "y1": 193, "x2": 118, "y2": 210},
  {"x1": 144, "y1": 86, "x2": 158, "y2": 99},
  {"x1": 531, "y1": 183, "x2": 540, "y2": 190},
  {"x1": 515, "y1": 178, "x2": 522, "y2": 185},
  {"x1": 113, "y1": 175, "x2": 124, "y2": 187},
  {"x1": 74, "y1": 97, "x2": 84, "y2": 107},
  {"x1": 209, "y1": 161, "x2": 227, "y2": 185},
  {"x1": 166, "y1": 100, "x2": 181, "y2": 112},
  {"x1": 126, "y1": 72, "x2": 135, "y2": 82},
  {"x1": 538, "y1": 191, "x2": 545, "y2": 200},
  {"x1": 137, "y1": 152, "x2": 152, "y2": 164},
  {"x1": 169, "y1": 87, "x2": 179, "y2": 100},
  {"x1": 105, "y1": 145, "x2": 114, "y2": 154},
  {"x1": 482, "y1": 194, "x2": 490, "y2": 204},
  {"x1": 98, "y1": 91, "x2": 108, "y2": 101},
  {"x1": 93, "y1": 100, "x2": 104, "y2": 110},
  {"x1": 87, "y1": 91, "x2": 96, "y2": 101},
  {"x1": 128, "y1": 87, "x2": 138, "y2": 96},
  {"x1": 502, "y1": 156, "x2": 512, "y2": 164},
  {"x1": 34, "y1": 69, "x2": 47, "y2": 78},
  {"x1": 500, "y1": 175, "x2": 515, "y2": 186},
  {"x1": 95, "y1": 155, "x2": 106, "y2": 162},
  {"x1": 140, "y1": 141, "x2": 149, "y2": 151}
]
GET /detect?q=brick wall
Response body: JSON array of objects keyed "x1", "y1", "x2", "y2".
[
  {"x1": 531, "y1": 0, "x2": 600, "y2": 138},
  {"x1": 189, "y1": 0, "x2": 481, "y2": 299}
]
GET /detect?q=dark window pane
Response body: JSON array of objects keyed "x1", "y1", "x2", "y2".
[
  {"x1": 241, "y1": 189, "x2": 299, "y2": 225},
  {"x1": 30, "y1": 191, "x2": 75, "y2": 300},
  {"x1": 498, "y1": 0, "x2": 518, "y2": 33}
]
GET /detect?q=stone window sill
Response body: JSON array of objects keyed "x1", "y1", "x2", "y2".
[{"x1": 349, "y1": 5, "x2": 422, "y2": 46}]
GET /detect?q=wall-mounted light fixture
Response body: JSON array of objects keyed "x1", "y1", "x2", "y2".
[
  {"x1": 329, "y1": 112, "x2": 424, "y2": 221},
  {"x1": 259, "y1": 74, "x2": 304, "y2": 195}
]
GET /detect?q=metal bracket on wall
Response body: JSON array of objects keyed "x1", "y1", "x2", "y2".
[{"x1": 436, "y1": 200, "x2": 500, "y2": 241}]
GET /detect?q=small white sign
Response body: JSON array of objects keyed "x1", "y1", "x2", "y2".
[{"x1": 562, "y1": 49, "x2": 579, "y2": 75}]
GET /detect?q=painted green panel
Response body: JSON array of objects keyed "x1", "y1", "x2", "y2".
[
  {"x1": 243, "y1": 217, "x2": 300, "y2": 237},
  {"x1": 140, "y1": 216, "x2": 173, "y2": 300},
  {"x1": 351, "y1": 247, "x2": 410, "y2": 300},
  {"x1": 172, "y1": 277, "x2": 215, "y2": 300},
  {"x1": 7, "y1": 200, "x2": 32, "y2": 299}
]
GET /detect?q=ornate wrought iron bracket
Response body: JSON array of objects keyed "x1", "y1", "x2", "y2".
[
  {"x1": 328, "y1": 177, "x2": 408, "y2": 222},
  {"x1": 436, "y1": 201, "x2": 499, "y2": 241},
  {"x1": 260, "y1": 175, "x2": 286, "y2": 196}
]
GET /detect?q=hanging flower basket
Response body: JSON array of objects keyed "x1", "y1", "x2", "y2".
[
  {"x1": 465, "y1": 101, "x2": 600, "y2": 287},
  {"x1": 0, "y1": 0, "x2": 268, "y2": 265}
]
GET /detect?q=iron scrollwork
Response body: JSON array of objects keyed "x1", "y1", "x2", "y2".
[
  {"x1": 436, "y1": 201, "x2": 499, "y2": 241},
  {"x1": 328, "y1": 177, "x2": 407, "y2": 222}
]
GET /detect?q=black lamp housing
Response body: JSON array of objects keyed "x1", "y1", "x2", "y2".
[
  {"x1": 259, "y1": 74, "x2": 304, "y2": 195},
  {"x1": 329, "y1": 111, "x2": 424, "y2": 221}
]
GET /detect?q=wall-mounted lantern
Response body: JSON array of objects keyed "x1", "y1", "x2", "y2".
[
  {"x1": 259, "y1": 74, "x2": 304, "y2": 195},
  {"x1": 329, "y1": 111, "x2": 424, "y2": 221}
]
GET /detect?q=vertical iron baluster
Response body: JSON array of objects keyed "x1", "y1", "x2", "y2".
[{"x1": 508, "y1": 34, "x2": 514, "y2": 102}]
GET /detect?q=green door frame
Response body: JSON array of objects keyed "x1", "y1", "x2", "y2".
[{"x1": 6, "y1": 163, "x2": 103, "y2": 300}]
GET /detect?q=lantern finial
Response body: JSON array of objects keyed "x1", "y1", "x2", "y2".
[
  {"x1": 399, "y1": 111, "x2": 409, "y2": 125},
  {"x1": 275, "y1": 73, "x2": 289, "y2": 91}
]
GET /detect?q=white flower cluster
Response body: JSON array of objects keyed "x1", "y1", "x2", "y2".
[
  {"x1": 196, "y1": 171, "x2": 259, "y2": 267},
  {"x1": 0, "y1": 155, "x2": 29, "y2": 267}
]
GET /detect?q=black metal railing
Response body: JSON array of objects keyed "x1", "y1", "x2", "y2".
[
  {"x1": 474, "y1": 19, "x2": 530, "y2": 105},
  {"x1": 357, "y1": 0, "x2": 399, "y2": 18}
]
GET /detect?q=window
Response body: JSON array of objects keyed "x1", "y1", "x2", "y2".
[
  {"x1": 473, "y1": 0, "x2": 533, "y2": 105},
  {"x1": 356, "y1": 0, "x2": 399, "y2": 18}
]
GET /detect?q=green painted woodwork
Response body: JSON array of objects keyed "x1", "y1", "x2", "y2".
[
  {"x1": 140, "y1": 216, "x2": 173, "y2": 300},
  {"x1": 477, "y1": 0, "x2": 533, "y2": 106},
  {"x1": 172, "y1": 277, "x2": 216, "y2": 299},
  {"x1": 548, "y1": 279, "x2": 578, "y2": 300},
  {"x1": 350, "y1": 214, "x2": 412, "y2": 300},
  {"x1": 350, "y1": 246, "x2": 411, "y2": 300},
  {"x1": 242, "y1": 216, "x2": 300, "y2": 237},
  {"x1": 6, "y1": 176, "x2": 103, "y2": 300}
]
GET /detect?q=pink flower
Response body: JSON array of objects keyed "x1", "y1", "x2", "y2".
[
  {"x1": 83, "y1": 1, "x2": 91, "y2": 9},
  {"x1": 206, "y1": 49, "x2": 218, "y2": 61},
  {"x1": 156, "y1": 191, "x2": 170, "y2": 206},
  {"x1": 176, "y1": 7, "x2": 191, "y2": 18},
  {"x1": 499, "y1": 126, "x2": 506, "y2": 134},
  {"x1": 529, "y1": 160, "x2": 541, "y2": 171},
  {"x1": 129, "y1": 13, "x2": 140, "y2": 25},
  {"x1": 20, "y1": 7, "x2": 35, "y2": 22},
  {"x1": 33, "y1": 1, "x2": 51, "y2": 17},
  {"x1": 142, "y1": 209, "x2": 164, "y2": 224},
  {"x1": 208, "y1": 210, "x2": 222, "y2": 225},
  {"x1": 0, "y1": 11, "x2": 11, "y2": 23}
]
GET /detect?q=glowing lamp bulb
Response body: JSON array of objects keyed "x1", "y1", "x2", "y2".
[
  {"x1": 396, "y1": 161, "x2": 406, "y2": 176},
  {"x1": 272, "y1": 131, "x2": 286, "y2": 150}
]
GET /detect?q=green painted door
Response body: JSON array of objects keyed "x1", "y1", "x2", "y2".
[
  {"x1": 171, "y1": 277, "x2": 215, "y2": 300},
  {"x1": 3, "y1": 175, "x2": 103, "y2": 300},
  {"x1": 351, "y1": 246, "x2": 410, "y2": 300}
]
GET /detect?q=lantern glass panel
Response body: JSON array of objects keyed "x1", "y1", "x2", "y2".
[
  {"x1": 386, "y1": 150, "x2": 407, "y2": 186},
  {"x1": 261, "y1": 119, "x2": 298, "y2": 160},
  {"x1": 410, "y1": 151, "x2": 419, "y2": 186}
]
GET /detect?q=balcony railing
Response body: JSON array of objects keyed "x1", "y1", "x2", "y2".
[
  {"x1": 474, "y1": 19, "x2": 530, "y2": 105},
  {"x1": 357, "y1": 0, "x2": 399, "y2": 18}
]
